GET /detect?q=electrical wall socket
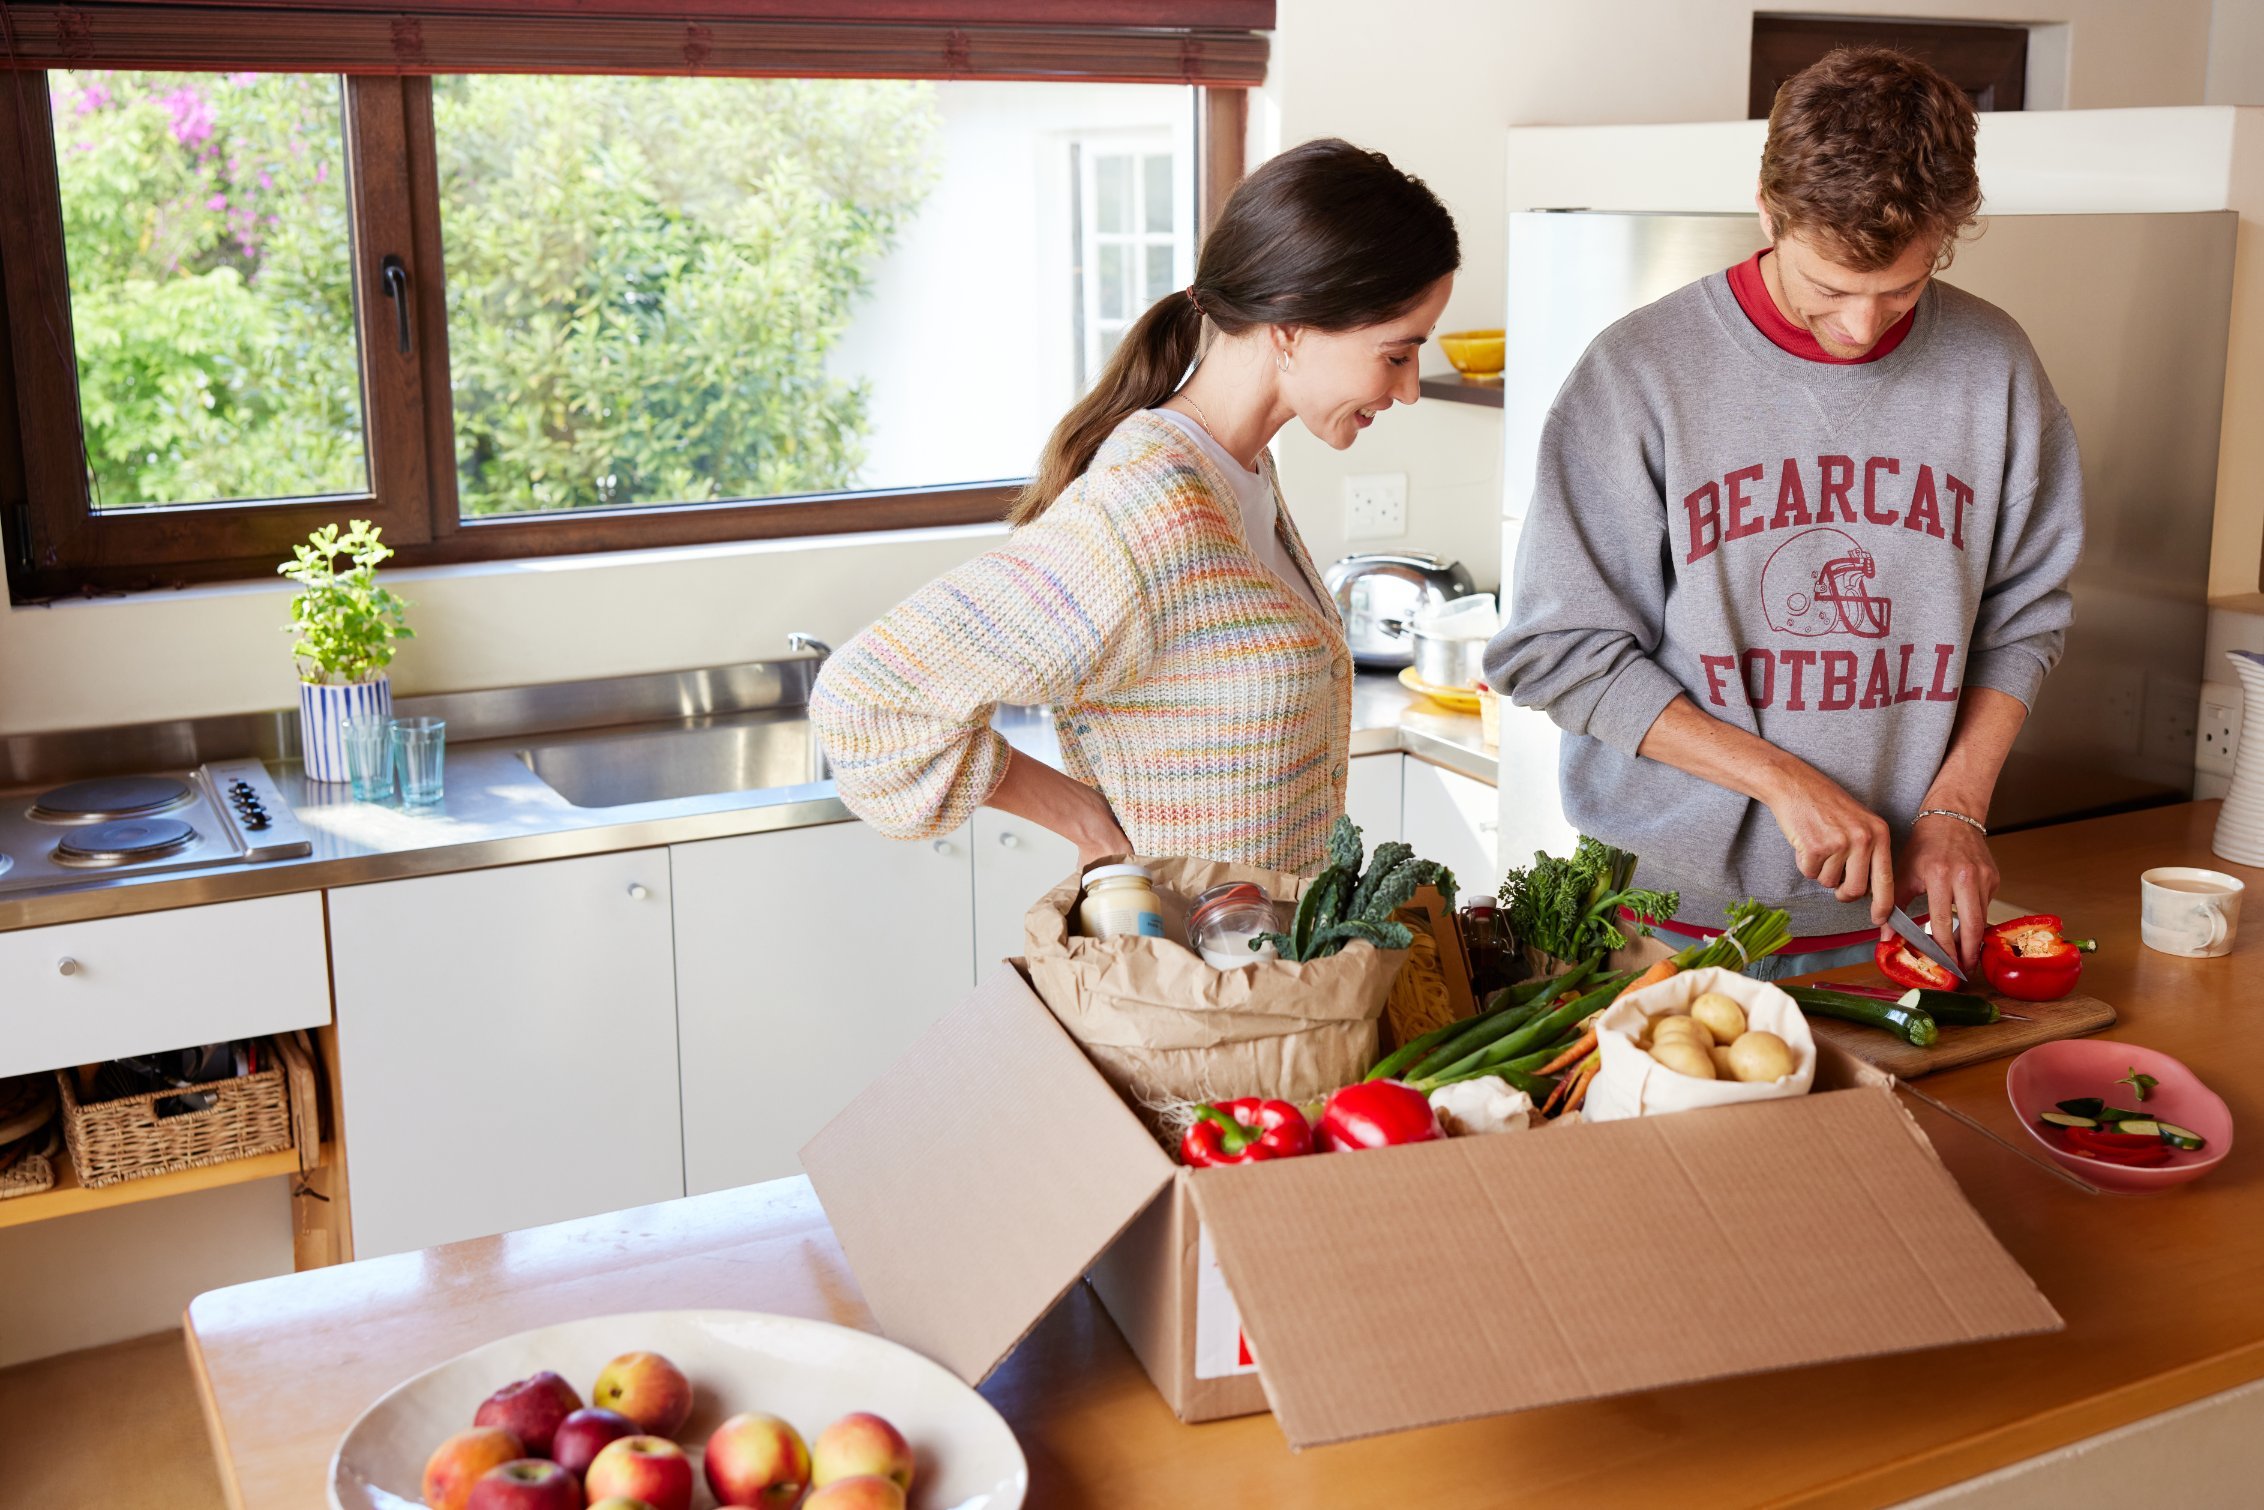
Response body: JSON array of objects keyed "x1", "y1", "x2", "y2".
[
  {"x1": 2197, "y1": 679, "x2": 2243, "y2": 778},
  {"x1": 1344, "y1": 472, "x2": 1407, "y2": 540}
]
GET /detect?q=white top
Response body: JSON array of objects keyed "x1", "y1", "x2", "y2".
[{"x1": 1146, "y1": 407, "x2": 1329, "y2": 617}]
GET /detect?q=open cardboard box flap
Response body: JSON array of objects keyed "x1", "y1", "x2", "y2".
[
  {"x1": 1188, "y1": 1085, "x2": 2064, "y2": 1448},
  {"x1": 800, "y1": 961, "x2": 1176, "y2": 1385}
]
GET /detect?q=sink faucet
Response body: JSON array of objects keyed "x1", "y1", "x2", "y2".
[{"x1": 786, "y1": 632, "x2": 833, "y2": 661}]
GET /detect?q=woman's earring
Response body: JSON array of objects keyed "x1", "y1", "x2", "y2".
[{"x1": 1275, "y1": 352, "x2": 1290, "y2": 374}]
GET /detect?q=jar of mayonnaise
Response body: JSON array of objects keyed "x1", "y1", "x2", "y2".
[{"x1": 1076, "y1": 863, "x2": 1167, "y2": 941}]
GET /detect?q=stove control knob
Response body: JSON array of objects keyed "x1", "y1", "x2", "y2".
[{"x1": 57, "y1": 957, "x2": 79, "y2": 977}]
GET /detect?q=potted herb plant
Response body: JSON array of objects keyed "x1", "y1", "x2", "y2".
[{"x1": 280, "y1": 520, "x2": 414, "y2": 784}]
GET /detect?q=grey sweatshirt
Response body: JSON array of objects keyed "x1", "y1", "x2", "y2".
[{"x1": 1486, "y1": 272, "x2": 2083, "y2": 935}]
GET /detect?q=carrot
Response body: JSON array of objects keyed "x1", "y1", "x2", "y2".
[
  {"x1": 1535, "y1": 1028, "x2": 1598, "y2": 1077},
  {"x1": 1560, "y1": 1056, "x2": 1602, "y2": 1115},
  {"x1": 1624, "y1": 958, "x2": 1678, "y2": 995}
]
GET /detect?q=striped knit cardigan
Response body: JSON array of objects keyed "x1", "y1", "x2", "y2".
[{"x1": 810, "y1": 410, "x2": 1353, "y2": 875}]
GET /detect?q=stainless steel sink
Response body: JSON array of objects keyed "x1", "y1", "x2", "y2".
[{"x1": 513, "y1": 713, "x2": 830, "y2": 809}]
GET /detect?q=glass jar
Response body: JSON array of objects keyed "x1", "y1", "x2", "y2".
[
  {"x1": 1076, "y1": 863, "x2": 1166, "y2": 941},
  {"x1": 1188, "y1": 881, "x2": 1280, "y2": 970}
]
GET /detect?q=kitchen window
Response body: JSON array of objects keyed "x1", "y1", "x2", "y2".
[{"x1": 0, "y1": 3, "x2": 1268, "y2": 598}]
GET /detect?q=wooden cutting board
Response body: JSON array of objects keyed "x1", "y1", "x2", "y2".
[{"x1": 1800, "y1": 975, "x2": 2117, "y2": 1078}]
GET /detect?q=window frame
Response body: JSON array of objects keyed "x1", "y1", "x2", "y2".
[{"x1": 0, "y1": 11, "x2": 1260, "y2": 599}]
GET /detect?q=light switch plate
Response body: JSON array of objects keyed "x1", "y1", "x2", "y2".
[{"x1": 1344, "y1": 473, "x2": 1407, "y2": 539}]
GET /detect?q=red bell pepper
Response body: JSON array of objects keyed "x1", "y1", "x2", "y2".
[
  {"x1": 1314, "y1": 1080, "x2": 1441, "y2": 1152},
  {"x1": 1981, "y1": 914, "x2": 2095, "y2": 1002},
  {"x1": 1180, "y1": 1098, "x2": 1313, "y2": 1167},
  {"x1": 2062, "y1": 1127, "x2": 2173, "y2": 1165},
  {"x1": 1875, "y1": 934, "x2": 1960, "y2": 992}
]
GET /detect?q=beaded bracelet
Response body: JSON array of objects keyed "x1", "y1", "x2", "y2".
[{"x1": 1913, "y1": 807, "x2": 1988, "y2": 836}]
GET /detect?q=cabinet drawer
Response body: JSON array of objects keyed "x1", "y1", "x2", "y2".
[{"x1": 0, "y1": 893, "x2": 331, "y2": 1078}]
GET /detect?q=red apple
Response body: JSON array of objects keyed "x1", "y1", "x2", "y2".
[
  {"x1": 586, "y1": 1500, "x2": 659, "y2": 1510},
  {"x1": 804, "y1": 1476, "x2": 908, "y2": 1510},
  {"x1": 474, "y1": 1370, "x2": 585, "y2": 1459},
  {"x1": 702, "y1": 1411, "x2": 811, "y2": 1508},
  {"x1": 810, "y1": 1412, "x2": 913, "y2": 1492},
  {"x1": 551, "y1": 1408, "x2": 639, "y2": 1480},
  {"x1": 589, "y1": 1351, "x2": 692, "y2": 1438},
  {"x1": 584, "y1": 1436, "x2": 694, "y2": 1510},
  {"x1": 467, "y1": 1458, "x2": 585, "y2": 1510},
  {"x1": 422, "y1": 1427, "x2": 525, "y2": 1510}
]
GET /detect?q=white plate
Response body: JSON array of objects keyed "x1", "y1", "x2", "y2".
[{"x1": 329, "y1": 1308, "x2": 1026, "y2": 1510}]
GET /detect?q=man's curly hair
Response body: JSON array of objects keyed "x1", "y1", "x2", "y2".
[{"x1": 1760, "y1": 47, "x2": 1981, "y2": 271}]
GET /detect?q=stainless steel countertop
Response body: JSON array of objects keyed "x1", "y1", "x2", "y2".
[{"x1": 0, "y1": 673, "x2": 1492, "y2": 932}]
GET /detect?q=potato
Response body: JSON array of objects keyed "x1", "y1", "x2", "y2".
[
  {"x1": 1649, "y1": 1038, "x2": 1716, "y2": 1079},
  {"x1": 1709, "y1": 1044, "x2": 1737, "y2": 1077},
  {"x1": 1727, "y1": 1030, "x2": 1796, "y2": 1083},
  {"x1": 1649, "y1": 1013, "x2": 1715, "y2": 1048},
  {"x1": 1688, "y1": 991, "x2": 1748, "y2": 1044}
]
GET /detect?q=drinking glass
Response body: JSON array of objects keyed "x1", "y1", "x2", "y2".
[
  {"x1": 339, "y1": 716, "x2": 394, "y2": 803},
  {"x1": 390, "y1": 717, "x2": 447, "y2": 807}
]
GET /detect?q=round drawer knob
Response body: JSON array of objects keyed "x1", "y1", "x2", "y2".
[
  {"x1": 57, "y1": 957, "x2": 80, "y2": 977},
  {"x1": 998, "y1": 832, "x2": 1022, "y2": 849},
  {"x1": 933, "y1": 839, "x2": 958, "y2": 857},
  {"x1": 627, "y1": 882, "x2": 650, "y2": 900}
]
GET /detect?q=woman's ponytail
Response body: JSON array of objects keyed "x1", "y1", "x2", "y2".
[{"x1": 1011, "y1": 288, "x2": 1205, "y2": 525}]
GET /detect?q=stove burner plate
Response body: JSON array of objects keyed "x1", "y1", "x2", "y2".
[
  {"x1": 31, "y1": 775, "x2": 193, "y2": 823},
  {"x1": 54, "y1": 817, "x2": 199, "y2": 867}
]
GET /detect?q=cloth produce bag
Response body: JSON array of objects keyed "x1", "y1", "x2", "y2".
[
  {"x1": 1583, "y1": 967, "x2": 1816, "y2": 1122},
  {"x1": 1023, "y1": 855, "x2": 1404, "y2": 1115}
]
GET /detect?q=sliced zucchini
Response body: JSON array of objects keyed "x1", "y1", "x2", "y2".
[
  {"x1": 2097, "y1": 1106, "x2": 2147, "y2": 1124},
  {"x1": 2056, "y1": 1097, "x2": 2106, "y2": 1119},
  {"x1": 2116, "y1": 1119, "x2": 2164, "y2": 1138},
  {"x1": 2039, "y1": 1111, "x2": 2099, "y2": 1130},
  {"x1": 2155, "y1": 1121, "x2": 2208, "y2": 1151},
  {"x1": 1785, "y1": 987, "x2": 1939, "y2": 1047}
]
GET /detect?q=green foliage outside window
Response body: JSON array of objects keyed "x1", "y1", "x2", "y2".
[
  {"x1": 51, "y1": 70, "x2": 941, "y2": 518},
  {"x1": 54, "y1": 70, "x2": 367, "y2": 508},
  {"x1": 434, "y1": 75, "x2": 939, "y2": 516}
]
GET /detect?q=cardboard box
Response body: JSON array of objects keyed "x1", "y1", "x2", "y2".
[{"x1": 801, "y1": 963, "x2": 2062, "y2": 1448}]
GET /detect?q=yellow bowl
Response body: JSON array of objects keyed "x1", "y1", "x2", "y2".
[{"x1": 1436, "y1": 328, "x2": 1504, "y2": 380}]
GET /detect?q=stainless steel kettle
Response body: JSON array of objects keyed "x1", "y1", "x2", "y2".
[{"x1": 1322, "y1": 552, "x2": 1479, "y2": 669}]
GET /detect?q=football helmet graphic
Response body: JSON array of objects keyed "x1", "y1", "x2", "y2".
[{"x1": 1759, "y1": 527, "x2": 1891, "y2": 639}]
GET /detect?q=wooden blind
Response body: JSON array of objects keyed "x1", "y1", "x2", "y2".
[{"x1": 0, "y1": 2, "x2": 1273, "y2": 84}]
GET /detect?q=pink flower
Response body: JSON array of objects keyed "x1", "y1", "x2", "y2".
[
  {"x1": 73, "y1": 82, "x2": 113, "y2": 115},
  {"x1": 206, "y1": 193, "x2": 228, "y2": 211},
  {"x1": 314, "y1": 160, "x2": 329, "y2": 184},
  {"x1": 160, "y1": 86, "x2": 214, "y2": 146}
]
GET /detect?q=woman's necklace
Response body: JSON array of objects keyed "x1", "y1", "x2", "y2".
[{"x1": 1178, "y1": 391, "x2": 1217, "y2": 445}]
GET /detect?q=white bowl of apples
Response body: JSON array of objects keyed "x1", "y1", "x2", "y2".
[{"x1": 328, "y1": 1309, "x2": 1026, "y2": 1510}]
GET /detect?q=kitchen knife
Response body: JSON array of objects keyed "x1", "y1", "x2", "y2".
[{"x1": 1888, "y1": 906, "x2": 1965, "y2": 983}]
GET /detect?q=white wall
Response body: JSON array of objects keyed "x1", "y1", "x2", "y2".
[{"x1": 830, "y1": 81, "x2": 1194, "y2": 492}]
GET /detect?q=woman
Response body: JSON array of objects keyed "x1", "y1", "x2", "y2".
[{"x1": 811, "y1": 138, "x2": 1459, "y2": 875}]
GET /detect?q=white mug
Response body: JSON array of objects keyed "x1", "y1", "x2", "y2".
[{"x1": 2139, "y1": 866, "x2": 2244, "y2": 958}]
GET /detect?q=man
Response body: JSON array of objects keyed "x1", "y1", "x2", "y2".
[{"x1": 1487, "y1": 47, "x2": 2083, "y2": 979}]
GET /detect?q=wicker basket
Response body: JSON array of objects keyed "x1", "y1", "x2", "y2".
[{"x1": 57, "y1": 1042, "x2": 300, "y2": 1189}]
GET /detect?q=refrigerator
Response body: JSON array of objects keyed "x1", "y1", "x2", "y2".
[{"x1": 1499, "y1": 209, "x2": 2238, "y2": 834}]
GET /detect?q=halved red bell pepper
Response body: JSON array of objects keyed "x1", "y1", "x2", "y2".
[
  {"x1": 2062, "y1": 1127, "x2": 2173, "y2": 1165},
  {"x1": 1875, "y1": 934, "x2": 1960, "y2": 992},
  {"x1": 1314, "y1": 1080, "x2": 1441, "y2": 1152},
  {"x1": 1982, "y1": 914, "x2": 2095, "y2": 1002},
  {"x1": 1180, "y1": 1098, "x2": 1313, "y2": 1167}
]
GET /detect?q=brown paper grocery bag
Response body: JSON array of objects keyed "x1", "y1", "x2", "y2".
[{"x1": 1023, "y1": 856, "x2": 1404, "y2": 1116}]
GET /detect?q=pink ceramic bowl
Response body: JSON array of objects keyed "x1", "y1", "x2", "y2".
[{"x1": 2006, "y1": 1039, "x2": 2233, "y2": 1192}]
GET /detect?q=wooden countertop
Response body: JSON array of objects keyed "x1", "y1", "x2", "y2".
[{"x1": 186, "y1": 800, "x2": 2264, "y2": 1508}]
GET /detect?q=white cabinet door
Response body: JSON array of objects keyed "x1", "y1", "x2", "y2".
[
  {"x1": 971, "y1": 808, "x2": 1080, "y2": 970},
  {"x1": 673, "y1": 820, "x2": 976, "y2": 1196},
  {"x1": 1345, "y1": 753, "x2": 1404, "y2": 847},
  {"x1": 329, "y1": 850, "x2": 683, "y2": 1259},
  {"x1": 1402, "y1": 760, "x2": 1502, "y2": 905},
  {"x1": 0, "y1": 893, "x2": 329, "y2": 1078}
]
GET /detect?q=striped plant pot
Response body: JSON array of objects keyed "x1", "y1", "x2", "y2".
[{"x1": 298, "y1": 676, "x2": 393, "y2": 785}]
